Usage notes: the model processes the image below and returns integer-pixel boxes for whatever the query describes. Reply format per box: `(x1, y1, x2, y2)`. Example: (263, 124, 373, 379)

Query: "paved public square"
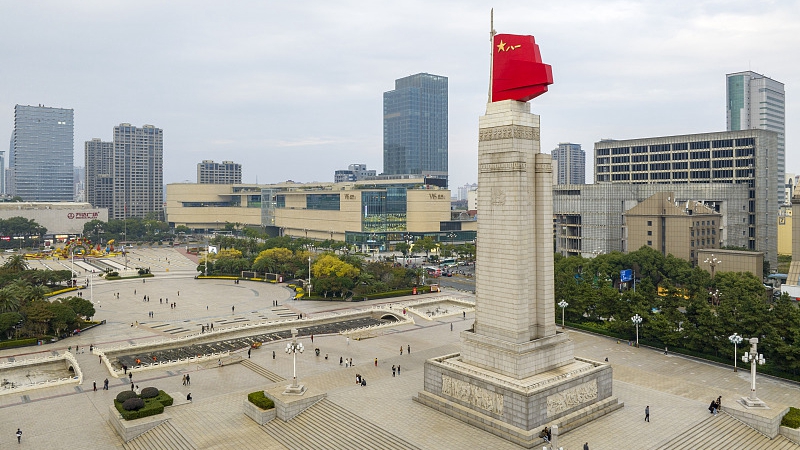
(0, 247, 798, 449)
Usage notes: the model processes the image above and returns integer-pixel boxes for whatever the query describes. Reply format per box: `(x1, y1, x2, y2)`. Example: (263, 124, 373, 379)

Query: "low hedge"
(248, 391, 274, 410)
(114, 390, 173, 420)
(45, 287, 79, 297)
(105, 273, 155, 281)
(782, 407, 800, 429)
(0, 338, 39, 350)
(361, 286, 432, 300)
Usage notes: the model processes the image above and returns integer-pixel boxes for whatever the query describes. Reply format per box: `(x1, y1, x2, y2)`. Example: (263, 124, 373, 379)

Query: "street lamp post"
(631, 314, 643, 348)
(709, 289, 721, 307)
(558, 300, 568, 330)
(307, 255, 312, 296)
(741, 337, 767, 408)
(704, 254, 722, 279)
(284, 328, 306, 395)
(729, 333, 743, 372)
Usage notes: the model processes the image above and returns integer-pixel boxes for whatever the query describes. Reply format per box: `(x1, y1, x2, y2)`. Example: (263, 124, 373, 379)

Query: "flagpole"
(488, 8, 496, 103)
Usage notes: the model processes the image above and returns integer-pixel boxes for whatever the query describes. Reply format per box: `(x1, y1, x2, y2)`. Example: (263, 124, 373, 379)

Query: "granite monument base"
(415, 353, 621, 448)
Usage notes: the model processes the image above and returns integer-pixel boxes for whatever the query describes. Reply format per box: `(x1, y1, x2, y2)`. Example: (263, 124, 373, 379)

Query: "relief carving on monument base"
(442, 375, 504, 416)
(546, 379, 598, 417)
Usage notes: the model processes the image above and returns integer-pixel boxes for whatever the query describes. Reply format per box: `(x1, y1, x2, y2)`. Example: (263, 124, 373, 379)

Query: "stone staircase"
(240, 359, 285, 383)
(655, 412, 798, 449)
(123, 421, 196, 450)
(262, 398, 420, 450)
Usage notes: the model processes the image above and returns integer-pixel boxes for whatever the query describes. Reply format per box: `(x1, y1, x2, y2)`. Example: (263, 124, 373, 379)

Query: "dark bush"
(248, 391, 275, 410)
(122, 397, 145, 411)
(116, 391, 137, 403)
(154, 390, 173, 406)
(108, 271, 119, 277)
(141, 387, 159, 398)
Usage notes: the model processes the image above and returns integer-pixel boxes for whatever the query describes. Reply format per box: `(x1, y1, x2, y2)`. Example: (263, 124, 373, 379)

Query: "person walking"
(93, 381, 97, 391)
(450, 323, 453, 331)
(104, 378, 109, 390)
(374, 358, 378, 367)
(645, 405, 650, 422)
(584, 443, 589, 450)
(407, 344, 411, 354)
(392, 365, 396, 377)
(311, 334, 314, 343)
(397, 364, 400, 375)
(16, 428, 22, 443)
(339, 356, 343, 365)
(248, 348, 251, 359)
(182, 374, 187, 386)
(400, 346, 403, 355)
(273, 350, 276, 359)
(186, 374, 190, 386)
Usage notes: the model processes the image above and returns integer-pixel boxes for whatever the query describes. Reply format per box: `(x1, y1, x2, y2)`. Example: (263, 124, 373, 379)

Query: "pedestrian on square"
(104, 378, 109, 390)
(392, 365, 396, 377)
(645, 405, 650, 422)
(451, 323, 453, 331)
(186, 374, 190, 385)
(311, 334, 314, 343)
(584, 443, 589, 450)
(16, 428, 22, 443)
(182, 374, 187, 386)
(273, 350, 276, 359)
(346, 337, 350, 345)
(248, 348, 251, 358)
(129, 372, 133, 381)
(408, 344, 411, 354)
(339, 356, 343, 365)
(232, 305, 235, 313)
(374, 358, 378, 367)
(400, 346, 403, 355)
(463, 311, 466, 319)
(664, 347, 668, 355)
(93, 381, 97, 391)
(397, 365, 400, 375)
(130, 382, 134, 391)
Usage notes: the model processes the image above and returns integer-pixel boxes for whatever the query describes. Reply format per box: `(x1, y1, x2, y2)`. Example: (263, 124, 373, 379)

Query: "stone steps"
(262, 398, 420, 450)
(240, 359, 285, 383)
(123, 421, 196, 450)
(655, 412, 798, 450)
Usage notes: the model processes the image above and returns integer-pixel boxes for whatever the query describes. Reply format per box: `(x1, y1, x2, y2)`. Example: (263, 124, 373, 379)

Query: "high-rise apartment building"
(594, 129, 778, 268)
(8, 105, 74, 201)
(112, 124, 163, 219)
(333, 163, 376, 183)
(0, 150, 5, 195)
(551, 142, 585, 185)
(85, 138, 114, 212)
(726, 71, 785, 204)
(197, 160, 242, 184)
(383, 73, 448, 184)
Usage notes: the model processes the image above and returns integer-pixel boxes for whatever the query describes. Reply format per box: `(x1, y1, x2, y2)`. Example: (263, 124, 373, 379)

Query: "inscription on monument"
(442, 375, 504, 415)
(478, 161, 526, 173)
(478, 125, 540, 142)
(546, 380, 598, 416)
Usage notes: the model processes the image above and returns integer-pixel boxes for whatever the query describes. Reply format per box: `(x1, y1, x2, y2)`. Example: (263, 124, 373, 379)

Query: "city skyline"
(0, 1, 798, 190)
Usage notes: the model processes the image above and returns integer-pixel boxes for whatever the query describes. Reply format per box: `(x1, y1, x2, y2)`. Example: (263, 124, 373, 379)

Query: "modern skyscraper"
(112, 124, 163, 219)
(0, 150, 5, 195)
(197, 160, 242, 184)
(552, 142, 585, 184)
(726, 71, 785, 204)
(8, 105, 74, 201)
(383, 73, 448, 184)
(85, 138, 114, 212)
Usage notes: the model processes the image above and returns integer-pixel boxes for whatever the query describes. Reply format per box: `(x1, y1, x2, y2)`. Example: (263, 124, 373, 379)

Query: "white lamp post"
(728, 333, 743, 372)
(704, 254, 722, 279)
(558, 300, 568, 330)
(631, 314, 643, 348)
(284, 328, 306, 395)
(307, 255, 312, 296)
(740, 337, 766, 407)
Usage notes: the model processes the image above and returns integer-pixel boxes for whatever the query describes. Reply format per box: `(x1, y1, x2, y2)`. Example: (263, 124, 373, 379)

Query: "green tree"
(48, 300, 78, 337)
(0, 311, 22, 338)
(415, 237, 438, 261)
(65, 296, 96, 320)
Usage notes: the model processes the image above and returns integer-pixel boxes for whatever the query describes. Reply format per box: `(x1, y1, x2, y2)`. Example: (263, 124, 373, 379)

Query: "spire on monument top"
(491, 33, 553, 102)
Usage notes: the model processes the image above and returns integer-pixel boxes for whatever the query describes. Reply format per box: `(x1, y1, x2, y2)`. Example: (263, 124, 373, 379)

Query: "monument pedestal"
(416, 338, 620, 448)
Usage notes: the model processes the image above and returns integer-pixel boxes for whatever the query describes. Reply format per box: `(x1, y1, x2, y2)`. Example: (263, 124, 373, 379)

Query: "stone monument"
(415, 25, 621, 448)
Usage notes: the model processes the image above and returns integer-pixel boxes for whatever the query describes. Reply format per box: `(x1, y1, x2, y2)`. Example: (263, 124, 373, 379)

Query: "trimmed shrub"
(248, 391, 275, 410)
(122, 397, 145, 411)
(116, 391, 137, 403)
(140, 387, 159, 398)
(782, 407, 800, 429)
(154, 390, 173, 407)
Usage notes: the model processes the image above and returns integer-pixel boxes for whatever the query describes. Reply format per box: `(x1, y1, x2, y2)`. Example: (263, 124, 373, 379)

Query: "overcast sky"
(1, 1, 798, 190)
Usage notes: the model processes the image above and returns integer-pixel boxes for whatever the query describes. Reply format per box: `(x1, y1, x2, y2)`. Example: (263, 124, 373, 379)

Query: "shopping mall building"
(165, 178, 476, 250)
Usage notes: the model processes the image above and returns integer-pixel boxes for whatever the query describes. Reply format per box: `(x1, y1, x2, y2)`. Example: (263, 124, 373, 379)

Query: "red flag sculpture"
(491, 34, 553, 102)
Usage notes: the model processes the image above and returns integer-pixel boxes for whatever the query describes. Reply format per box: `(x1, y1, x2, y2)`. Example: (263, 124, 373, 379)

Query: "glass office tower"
(9, 105, 74, 201)
(383, 73, 448, 184)
(726, 71, 785, 204)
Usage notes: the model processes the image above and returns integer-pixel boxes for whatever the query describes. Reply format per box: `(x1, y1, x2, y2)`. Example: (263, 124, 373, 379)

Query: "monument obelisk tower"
(416, 24, 620, 448)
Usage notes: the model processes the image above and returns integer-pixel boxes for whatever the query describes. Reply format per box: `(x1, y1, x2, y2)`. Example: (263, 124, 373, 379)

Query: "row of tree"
(554, 246, 800, 377)
(0, 256, 96, 340)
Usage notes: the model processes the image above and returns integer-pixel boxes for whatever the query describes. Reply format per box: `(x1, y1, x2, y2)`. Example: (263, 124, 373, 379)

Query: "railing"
(0, 351, 81, 396)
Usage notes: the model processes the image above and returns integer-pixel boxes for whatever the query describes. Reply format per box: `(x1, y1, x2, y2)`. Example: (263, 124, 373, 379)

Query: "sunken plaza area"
(0, 248, 798, 449)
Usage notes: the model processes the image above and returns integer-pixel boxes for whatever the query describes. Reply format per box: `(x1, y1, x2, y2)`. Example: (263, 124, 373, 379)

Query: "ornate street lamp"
(741, 337, 767, 408)
(558, 300, 568, 330)
(728, 333, 743, 372)
(284, 328, 306, 395)
(704, 254, 722, 279)
(631, 314, 643, 348)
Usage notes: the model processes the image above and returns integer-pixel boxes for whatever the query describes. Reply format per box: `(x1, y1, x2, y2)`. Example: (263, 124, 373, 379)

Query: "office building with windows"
(333, 163, 377, 183)
(112, 124, 163, 219)
(198, 160, 242, 184)
(592, 129, 778, 268)
(8, 105, 74, 201)
(85, 138, 115, 212)
(726, 71, 785, 204)
(551, 142, 585, 185)
(383, 73, 448, 185)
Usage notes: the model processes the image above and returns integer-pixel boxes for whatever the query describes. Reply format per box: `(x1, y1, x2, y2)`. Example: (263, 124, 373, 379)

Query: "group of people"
(708, 396, 722, 415)
(355, 373, 366, 386)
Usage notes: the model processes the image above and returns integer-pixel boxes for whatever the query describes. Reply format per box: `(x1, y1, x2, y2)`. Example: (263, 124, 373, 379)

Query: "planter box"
(107, 405, 169, 442)
(780, 425, 800, 444)
(243, 399, 276, 425)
